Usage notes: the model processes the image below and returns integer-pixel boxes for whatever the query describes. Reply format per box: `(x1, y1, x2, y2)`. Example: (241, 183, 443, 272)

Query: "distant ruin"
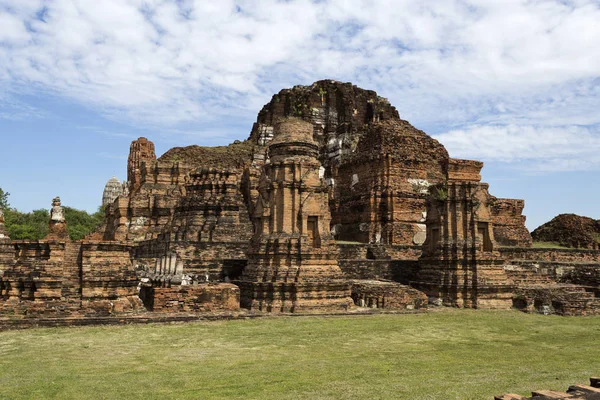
(0, 80, 598, 324)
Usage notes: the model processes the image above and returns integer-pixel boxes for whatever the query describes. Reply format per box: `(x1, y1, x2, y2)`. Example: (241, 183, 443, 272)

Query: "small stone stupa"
(238, 118, 353, 313)
(45, 196, 70, 240)
(102, 176, 124, 207)
(0, 207, 9, 241)
(0, 207, 13, 269)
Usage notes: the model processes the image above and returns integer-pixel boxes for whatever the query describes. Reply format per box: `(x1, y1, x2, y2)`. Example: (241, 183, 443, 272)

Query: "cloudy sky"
(1, 0, 599, 230)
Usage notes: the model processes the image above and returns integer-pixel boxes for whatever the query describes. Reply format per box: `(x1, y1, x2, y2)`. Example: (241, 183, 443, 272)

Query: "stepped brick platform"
(513, 284, 600, 316)
(141, 283, 240, 313)
(350, 280, 427, 310)
(496, 377, 600, 399)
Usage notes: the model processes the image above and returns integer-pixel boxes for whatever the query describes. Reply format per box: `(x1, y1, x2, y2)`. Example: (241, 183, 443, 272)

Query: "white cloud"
(0, 0, 599, 170)
(434, 124, 600, 171)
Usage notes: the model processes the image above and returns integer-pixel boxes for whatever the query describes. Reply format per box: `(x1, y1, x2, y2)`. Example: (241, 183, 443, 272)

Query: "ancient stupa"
(238, 118, 353, 312)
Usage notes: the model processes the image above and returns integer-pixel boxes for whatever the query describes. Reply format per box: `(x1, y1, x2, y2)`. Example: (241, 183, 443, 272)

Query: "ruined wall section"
(0, 240, 142, 318)
(134, 167, 253, 282)
(333, 120, 448, 245)
(491, 198, 532, 247)
(79, 241, 141, 314)
(414, 159, 515, 309)
(103, 157, 191, 242)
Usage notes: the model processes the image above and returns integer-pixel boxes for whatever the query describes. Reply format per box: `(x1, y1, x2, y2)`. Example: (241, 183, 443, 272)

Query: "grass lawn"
(531, 241, 570, 249)
(1, 309, 599, 399)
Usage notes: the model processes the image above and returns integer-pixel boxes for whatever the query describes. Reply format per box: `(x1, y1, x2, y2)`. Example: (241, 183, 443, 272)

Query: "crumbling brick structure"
(7, 79, 597, 321)
(237, 119, 353, 312)
(412, 159, 515, 308)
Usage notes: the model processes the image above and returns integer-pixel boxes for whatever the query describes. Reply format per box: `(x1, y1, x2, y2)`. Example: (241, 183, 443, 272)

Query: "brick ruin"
(496, 377, 600, 399)
(0, 80, 599, 321)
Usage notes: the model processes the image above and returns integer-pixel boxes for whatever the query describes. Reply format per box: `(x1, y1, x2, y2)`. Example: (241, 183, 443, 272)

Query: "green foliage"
(292, 101, 307, 116)
(429, 184, 448, 202)
(0, 187, 9, 209)
(4, 206, 105, 241)
(64, 206, 105, 241)
(4, 208, 49, 240)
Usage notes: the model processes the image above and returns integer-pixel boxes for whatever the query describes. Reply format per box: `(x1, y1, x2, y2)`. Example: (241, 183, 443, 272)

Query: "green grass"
(1, 309, 599, 399)
(532, 241, 570, 249)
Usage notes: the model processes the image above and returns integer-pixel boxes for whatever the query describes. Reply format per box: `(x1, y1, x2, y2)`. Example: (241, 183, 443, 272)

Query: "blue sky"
(1, 0, 599, 231)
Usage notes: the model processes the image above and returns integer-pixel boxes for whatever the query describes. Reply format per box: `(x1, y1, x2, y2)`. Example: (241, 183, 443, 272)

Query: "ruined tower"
(238, 118, 353, 312)
(412, 160, 514, 309)
(127, 137, 157, 192)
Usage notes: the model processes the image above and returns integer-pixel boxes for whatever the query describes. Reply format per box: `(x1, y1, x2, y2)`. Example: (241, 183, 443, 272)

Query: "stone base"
(0, 295, 144, 318)
(412, 281, 514, 309)
(513, 284, 600, 316)
(45, 222, 70, 240)
(141, 283, 240, 313)
(237, 281, 353, 313)
(350, 280, 428, 310)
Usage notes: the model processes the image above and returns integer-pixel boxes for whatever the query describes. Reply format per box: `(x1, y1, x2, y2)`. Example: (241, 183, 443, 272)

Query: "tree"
(4, 204, 106, 241)
(0, 187, 9, 209)
(64, 206, 106, 241)
(4, 208, 49, 240)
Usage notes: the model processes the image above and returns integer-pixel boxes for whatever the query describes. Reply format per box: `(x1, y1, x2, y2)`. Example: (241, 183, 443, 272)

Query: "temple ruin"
(0, 80, 598, 324)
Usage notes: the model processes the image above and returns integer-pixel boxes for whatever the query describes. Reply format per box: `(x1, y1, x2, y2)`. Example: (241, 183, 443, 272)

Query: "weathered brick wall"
(513, 285, 600, 316)
(339, 260, 420, 284)
(500, 247, 600, 263)
(0, 240, 143, 318)
(144, 283, 240, 313)
(337, 243, 421, 260)
(79, 241, 142, 314)
(501, 247, 600, 288)
(491, 198, 533, 247)
(333, 120, 448, 245)
(350, 280, 427, 309)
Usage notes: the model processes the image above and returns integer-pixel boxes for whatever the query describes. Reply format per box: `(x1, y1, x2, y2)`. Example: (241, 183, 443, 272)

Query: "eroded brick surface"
(5, 80, 597, 322)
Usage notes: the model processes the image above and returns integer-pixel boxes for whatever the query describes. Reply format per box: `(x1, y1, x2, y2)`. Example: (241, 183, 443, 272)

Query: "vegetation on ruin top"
(159, 140, 254, 171)
(1, 309, 599, 399)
